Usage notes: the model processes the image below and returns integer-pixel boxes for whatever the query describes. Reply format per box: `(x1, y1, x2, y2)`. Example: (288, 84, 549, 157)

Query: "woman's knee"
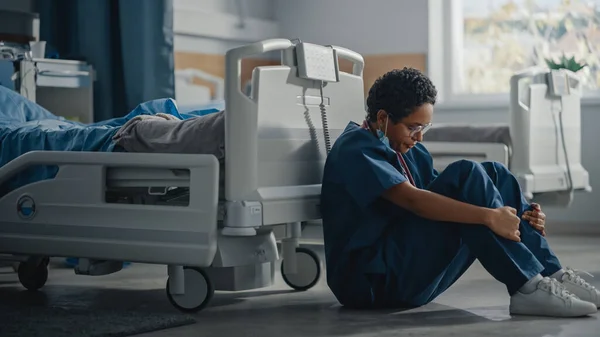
(430, 159, 487, 194)
(445, 159, 486, 176)
(480, 161, 521, 188)
(447, 159, 508, 172)
(447, 159, 478, 169)
(481, 161, 510, 174)
(449, 160, 512, 184)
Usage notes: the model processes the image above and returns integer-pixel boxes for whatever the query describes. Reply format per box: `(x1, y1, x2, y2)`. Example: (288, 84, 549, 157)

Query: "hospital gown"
(320, 122, 562, 309)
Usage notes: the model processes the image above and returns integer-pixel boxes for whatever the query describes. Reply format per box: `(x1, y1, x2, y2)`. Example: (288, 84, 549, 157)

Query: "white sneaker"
(557, 268, 600, 308)
(509, 277, 597, 317)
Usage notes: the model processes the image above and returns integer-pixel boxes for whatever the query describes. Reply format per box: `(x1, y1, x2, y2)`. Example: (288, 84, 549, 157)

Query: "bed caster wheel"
(166, 267, 214, 313)
(17, 258, 49, 291)
(281, 247, 321, 291)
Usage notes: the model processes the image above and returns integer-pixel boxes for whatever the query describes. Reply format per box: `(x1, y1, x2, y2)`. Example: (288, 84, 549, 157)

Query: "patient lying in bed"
(112, 109, 225, 159)
(0, 85, 225, 195)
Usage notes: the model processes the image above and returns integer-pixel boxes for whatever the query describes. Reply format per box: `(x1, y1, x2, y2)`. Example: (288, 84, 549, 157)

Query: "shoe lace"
(564, 268, 596, 291)
(539, 277, 577, 300)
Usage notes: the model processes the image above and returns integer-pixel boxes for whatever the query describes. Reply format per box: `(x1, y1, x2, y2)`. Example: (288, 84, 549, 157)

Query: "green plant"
(545, 53, 587, 72)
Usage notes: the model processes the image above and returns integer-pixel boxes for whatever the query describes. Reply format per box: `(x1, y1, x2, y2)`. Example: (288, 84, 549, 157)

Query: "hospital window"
(429, 0, 600, 103)
(460, 0, 600, 95)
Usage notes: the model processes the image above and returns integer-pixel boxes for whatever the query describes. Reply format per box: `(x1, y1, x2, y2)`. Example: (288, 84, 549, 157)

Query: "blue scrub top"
(320, 121, 438, 307)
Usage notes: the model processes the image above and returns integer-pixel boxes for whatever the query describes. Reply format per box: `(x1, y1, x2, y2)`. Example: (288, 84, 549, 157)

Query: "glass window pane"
(461, 0, 600, 94)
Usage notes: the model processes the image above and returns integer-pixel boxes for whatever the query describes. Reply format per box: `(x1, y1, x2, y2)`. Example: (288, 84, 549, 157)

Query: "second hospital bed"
(422, 67, 591, 207)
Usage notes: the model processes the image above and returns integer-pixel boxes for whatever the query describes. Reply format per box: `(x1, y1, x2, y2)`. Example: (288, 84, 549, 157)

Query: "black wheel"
(17, 258, 49, 291)
(281, 247, 321, 291)
(166, 267, 214, 313)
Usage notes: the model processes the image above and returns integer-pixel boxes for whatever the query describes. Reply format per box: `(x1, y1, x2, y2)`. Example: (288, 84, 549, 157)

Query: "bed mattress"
(424, 123, 511, 148)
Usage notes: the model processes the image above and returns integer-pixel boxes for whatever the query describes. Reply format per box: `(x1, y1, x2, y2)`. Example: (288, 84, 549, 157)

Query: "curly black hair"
(366, 67, 437, 123)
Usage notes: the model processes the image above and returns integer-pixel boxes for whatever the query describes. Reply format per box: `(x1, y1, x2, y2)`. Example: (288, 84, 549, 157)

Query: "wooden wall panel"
(339, 54, 427, 96)
(175, 51, 427, 98)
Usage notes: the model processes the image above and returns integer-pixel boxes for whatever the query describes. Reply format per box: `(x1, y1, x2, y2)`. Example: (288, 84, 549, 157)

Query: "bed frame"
(0, 39, 366, 312)
(423, 68, 591, 206)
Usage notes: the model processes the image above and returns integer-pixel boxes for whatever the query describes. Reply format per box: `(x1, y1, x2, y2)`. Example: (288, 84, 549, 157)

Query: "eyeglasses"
(387, 113, 432, 138)
(406, 123, 432, 137)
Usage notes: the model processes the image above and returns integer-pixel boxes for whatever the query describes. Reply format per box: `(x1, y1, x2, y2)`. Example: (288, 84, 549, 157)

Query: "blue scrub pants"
(373, 160, 562, 308)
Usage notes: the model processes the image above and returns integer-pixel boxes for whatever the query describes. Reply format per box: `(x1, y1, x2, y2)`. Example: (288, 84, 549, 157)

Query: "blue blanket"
(0, 86, 220, 195)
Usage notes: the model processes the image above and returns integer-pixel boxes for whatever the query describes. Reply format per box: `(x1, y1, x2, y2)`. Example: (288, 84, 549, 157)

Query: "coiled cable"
(319, 81, 331, 154)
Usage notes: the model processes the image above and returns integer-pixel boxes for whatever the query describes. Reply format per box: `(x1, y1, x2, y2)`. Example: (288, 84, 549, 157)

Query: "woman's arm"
(382, 182, 521, 242)
(382, 182, 492, 224)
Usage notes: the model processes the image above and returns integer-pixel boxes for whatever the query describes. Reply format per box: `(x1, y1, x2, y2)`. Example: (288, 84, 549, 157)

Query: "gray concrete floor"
(1, 235, 600, 336)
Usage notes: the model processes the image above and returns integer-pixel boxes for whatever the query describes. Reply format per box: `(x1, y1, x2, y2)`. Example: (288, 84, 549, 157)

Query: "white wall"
(173, 0, 279, 54)
(275, 0, 600, 228)
(275, 0, 428, 55)
(188, 0, 276, 20)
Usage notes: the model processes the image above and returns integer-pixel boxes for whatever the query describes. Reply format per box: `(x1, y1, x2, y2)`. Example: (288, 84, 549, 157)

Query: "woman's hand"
(486, 206, 522, 242)
(522, 203, 546, 236)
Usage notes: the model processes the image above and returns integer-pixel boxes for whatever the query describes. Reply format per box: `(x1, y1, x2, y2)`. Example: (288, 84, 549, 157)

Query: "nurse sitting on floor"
(320, 67, 600, 317)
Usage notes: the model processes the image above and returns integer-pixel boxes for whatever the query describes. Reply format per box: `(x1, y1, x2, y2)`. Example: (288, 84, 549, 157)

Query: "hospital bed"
(0, 39, 366, 312)
(422, 68, 591, 207)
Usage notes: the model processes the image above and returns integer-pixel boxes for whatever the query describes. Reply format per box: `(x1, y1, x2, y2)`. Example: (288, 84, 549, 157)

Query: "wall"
(276, 0, 428, 95)
(276, 0, 427, 55)
(0, 0, 33, 12)
(275, 0, 600, 229)
(173, 0, 278, 54)
(0, 0, 38, 43)
(172, 0, 280, 101)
